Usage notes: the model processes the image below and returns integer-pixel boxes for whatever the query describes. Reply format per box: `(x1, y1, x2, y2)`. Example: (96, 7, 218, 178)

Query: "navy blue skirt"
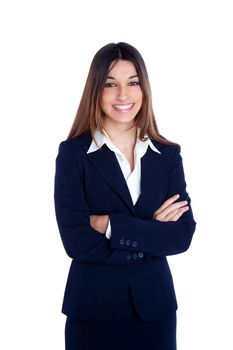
(65, 312, 177, 350)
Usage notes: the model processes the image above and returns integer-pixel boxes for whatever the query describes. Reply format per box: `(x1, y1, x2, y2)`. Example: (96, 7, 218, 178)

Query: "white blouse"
(87, 128, 161, 239)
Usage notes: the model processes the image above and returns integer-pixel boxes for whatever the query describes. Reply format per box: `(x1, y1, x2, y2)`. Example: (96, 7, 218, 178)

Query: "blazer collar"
(78, 132, 162, 214)
(86, 128, 161, 156)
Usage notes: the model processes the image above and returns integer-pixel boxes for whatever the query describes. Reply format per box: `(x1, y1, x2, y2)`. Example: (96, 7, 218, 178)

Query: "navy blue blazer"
(54, 132, 196, 321)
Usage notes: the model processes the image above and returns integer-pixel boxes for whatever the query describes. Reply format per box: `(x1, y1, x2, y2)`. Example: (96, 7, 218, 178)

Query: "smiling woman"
(100, 60, 143, 127)
(54, 42, 196, 350)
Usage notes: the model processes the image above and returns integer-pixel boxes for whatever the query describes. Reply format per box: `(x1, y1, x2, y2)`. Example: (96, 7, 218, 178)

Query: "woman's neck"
(102, 121, 137, 152)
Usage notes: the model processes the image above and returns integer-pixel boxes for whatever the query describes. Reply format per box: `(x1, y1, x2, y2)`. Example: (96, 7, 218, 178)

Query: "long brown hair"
(67, 42, 176, 145)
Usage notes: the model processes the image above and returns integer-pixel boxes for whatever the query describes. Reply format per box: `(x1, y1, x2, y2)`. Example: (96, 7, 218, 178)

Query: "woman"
(54, 42, 196, 350)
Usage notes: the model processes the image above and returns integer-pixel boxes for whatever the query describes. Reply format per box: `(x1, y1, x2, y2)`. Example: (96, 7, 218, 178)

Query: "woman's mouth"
(112, 103, 134, 112)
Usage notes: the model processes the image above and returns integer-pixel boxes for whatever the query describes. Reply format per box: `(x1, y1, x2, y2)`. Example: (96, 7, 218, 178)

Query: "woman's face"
(100, 60, 143, 128)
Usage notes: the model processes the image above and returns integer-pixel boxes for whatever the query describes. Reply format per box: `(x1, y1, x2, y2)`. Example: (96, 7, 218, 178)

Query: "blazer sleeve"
(54, 141, 146, 264)
(109, 145, 197, 256)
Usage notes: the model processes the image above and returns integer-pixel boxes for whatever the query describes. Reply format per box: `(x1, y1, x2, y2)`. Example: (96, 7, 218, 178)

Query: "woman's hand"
(90, 214, 109, 234)
(153, 194, 189, 222)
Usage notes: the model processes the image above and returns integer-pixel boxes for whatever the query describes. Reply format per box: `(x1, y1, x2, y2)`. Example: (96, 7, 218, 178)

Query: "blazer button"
(120, 239, 125, 245)
(138, 252, 144, 258)
(126, 239, 131, 246)
(132, 253, 138, 259)
(132, 241, 137, 247)
(126, 254, 132, 260)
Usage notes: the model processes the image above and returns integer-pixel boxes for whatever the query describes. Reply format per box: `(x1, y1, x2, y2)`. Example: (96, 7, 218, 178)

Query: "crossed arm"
(90, 194, 190, 233)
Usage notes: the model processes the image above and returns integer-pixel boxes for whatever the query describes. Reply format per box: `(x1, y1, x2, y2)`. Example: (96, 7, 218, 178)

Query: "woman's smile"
(112, 103, 135, 112)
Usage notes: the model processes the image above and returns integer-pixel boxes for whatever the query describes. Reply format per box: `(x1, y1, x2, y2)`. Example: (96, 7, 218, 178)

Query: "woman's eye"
(104, 82, 140, 88)
(104, 83, 116, 88)
(129, 81, 140, 86)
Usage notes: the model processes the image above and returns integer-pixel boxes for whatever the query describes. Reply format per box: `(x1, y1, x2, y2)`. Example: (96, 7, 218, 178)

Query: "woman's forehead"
(108, 60, 137, 78)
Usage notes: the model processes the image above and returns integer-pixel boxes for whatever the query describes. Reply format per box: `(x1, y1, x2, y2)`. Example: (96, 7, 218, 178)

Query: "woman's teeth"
(113, 104, 134, 110)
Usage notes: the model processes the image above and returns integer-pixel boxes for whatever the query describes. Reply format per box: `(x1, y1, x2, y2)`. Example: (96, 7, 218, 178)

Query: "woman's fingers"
(164, 206, 189, 222)
(154, 207, 188, 222)
(153, 198, 188, 219)
(170, 207, 189, 221)
(154, 194, 180, 215)
(153, 194, 190, 222)
(158, 200, 188, 218)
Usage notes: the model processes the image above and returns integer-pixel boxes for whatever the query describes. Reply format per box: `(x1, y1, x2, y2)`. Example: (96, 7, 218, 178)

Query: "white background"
(0, 0, 232, 349)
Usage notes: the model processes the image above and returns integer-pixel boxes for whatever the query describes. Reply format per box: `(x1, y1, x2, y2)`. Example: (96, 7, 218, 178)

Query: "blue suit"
(54, 132, 196, 322)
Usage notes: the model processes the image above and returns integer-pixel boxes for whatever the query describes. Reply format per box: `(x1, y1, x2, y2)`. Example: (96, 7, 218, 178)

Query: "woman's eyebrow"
(106, 75, 139, 80)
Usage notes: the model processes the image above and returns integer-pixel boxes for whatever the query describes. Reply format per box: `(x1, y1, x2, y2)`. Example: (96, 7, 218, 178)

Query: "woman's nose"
(116, 86, 129, 101)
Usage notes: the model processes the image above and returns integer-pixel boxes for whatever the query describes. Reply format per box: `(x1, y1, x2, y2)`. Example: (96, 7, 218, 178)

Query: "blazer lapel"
(80, 134, 135, 214)
(134, 146, 164, 215)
